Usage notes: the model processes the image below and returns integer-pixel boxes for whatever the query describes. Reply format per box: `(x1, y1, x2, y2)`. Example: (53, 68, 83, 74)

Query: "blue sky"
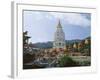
(23, 10, 91, 43)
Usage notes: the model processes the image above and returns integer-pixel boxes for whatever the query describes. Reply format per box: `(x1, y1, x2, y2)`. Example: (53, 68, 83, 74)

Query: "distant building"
(53, 20, 66, 49)
(85, 39, 89, 44)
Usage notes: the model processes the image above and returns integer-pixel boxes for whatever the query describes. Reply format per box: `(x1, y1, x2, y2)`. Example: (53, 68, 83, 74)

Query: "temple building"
(53, 20, 66, 49)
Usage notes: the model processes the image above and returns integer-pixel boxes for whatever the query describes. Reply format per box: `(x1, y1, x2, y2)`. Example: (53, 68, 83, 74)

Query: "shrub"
(23, 54, 35, 64)
(58, 56, 78, 67)
(79, 61, 91, 66)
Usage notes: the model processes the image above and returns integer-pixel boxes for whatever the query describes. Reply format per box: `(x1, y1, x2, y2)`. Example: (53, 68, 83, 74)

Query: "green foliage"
(79, 43, 91, 56)
(78, 61, 91, 66)
(58, 56, 78, 67)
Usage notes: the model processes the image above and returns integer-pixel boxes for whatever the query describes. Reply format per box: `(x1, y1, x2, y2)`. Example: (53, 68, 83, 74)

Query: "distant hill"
(30, 41, 53, 49)
(30, 37, 90, 49)
(65, 39, 82, 45)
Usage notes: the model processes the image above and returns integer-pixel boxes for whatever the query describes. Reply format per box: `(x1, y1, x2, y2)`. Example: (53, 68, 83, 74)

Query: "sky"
(23, 10, 91, 43)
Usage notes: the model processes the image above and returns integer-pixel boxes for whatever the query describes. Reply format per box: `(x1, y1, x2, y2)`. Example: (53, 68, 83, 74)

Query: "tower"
(53, 20, 66, 49)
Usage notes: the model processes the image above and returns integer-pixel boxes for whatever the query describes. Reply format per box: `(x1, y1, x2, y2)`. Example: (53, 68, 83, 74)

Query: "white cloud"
(49, 12, 90, 27)
(25, 11, 91, 27)
(45, 14, 53, 20)
(32, 12, 53, 21)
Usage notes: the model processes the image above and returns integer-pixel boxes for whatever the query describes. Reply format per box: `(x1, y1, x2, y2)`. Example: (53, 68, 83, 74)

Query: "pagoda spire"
(57, 20, 62, 28)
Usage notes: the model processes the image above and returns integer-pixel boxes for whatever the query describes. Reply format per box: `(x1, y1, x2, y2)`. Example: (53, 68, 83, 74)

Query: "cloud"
(49, 12, 91, 27)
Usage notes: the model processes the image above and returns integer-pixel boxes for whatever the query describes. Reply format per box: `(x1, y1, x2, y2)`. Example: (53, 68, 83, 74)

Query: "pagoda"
(53, 20, 66, 49)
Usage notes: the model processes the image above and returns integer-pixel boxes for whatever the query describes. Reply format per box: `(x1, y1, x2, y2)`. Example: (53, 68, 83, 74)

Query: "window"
(59, 43, 61, 46)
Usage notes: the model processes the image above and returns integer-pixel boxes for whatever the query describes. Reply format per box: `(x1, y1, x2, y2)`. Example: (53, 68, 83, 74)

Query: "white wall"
(0, 0, 100, 80)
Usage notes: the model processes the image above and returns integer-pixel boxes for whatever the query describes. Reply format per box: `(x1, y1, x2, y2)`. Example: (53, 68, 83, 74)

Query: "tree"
(23, 31, 31, 54)
(23, 31, 33, 64)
